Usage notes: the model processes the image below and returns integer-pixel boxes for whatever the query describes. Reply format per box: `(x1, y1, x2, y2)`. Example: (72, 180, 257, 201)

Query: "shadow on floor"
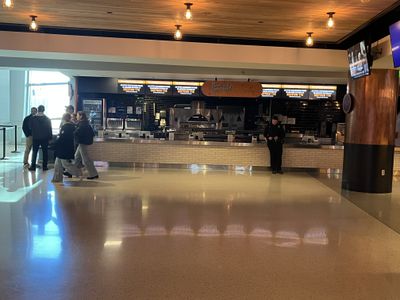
(60, 181, 115, 187)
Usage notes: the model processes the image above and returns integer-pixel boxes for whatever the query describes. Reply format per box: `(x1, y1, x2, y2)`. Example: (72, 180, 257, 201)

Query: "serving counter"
(88, 138, 345, 170)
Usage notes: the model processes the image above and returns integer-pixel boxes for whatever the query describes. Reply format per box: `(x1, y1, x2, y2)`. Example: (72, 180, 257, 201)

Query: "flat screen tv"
(347, 41, 370, 79)
(389, 21, 400, 68)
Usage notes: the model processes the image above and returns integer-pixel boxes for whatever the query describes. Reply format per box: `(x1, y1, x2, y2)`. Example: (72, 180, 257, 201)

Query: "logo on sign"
(211, 82, 233, 92)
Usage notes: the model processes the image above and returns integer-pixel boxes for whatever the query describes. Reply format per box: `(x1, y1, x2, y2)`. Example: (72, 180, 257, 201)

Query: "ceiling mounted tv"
(347, 41, 371, 79)
(389, 20, 400, 68)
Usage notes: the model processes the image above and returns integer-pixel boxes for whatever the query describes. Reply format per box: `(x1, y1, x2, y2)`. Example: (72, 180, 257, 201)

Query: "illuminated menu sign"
(282, 85, 309, 99)
(261, 84, 281, 98)
(309, 86, 337, 100)
(118, 80, 146, 94)
(172, 81, 202, 96)
(146, 81, 173, 96)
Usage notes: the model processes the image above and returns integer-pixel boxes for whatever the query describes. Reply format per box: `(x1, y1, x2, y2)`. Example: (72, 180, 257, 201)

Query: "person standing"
(264, 116, 285, 174)
(29, 105, 52, 171)
(74, 111, 99, 180)
(52, 113, 82, 183)
(22, 107, 37, 168)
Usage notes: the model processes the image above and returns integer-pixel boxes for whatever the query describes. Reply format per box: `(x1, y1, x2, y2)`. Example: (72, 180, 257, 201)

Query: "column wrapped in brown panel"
(342, 69, 398, 193)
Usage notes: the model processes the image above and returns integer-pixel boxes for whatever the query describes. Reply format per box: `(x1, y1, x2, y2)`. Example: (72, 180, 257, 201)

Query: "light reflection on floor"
(1, 163, 400, 299)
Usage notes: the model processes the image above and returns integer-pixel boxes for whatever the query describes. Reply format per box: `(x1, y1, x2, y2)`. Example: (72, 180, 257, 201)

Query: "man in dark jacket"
(22, 107, 37, 167)
(264, 116, 285, 174)
(29, 105, 53, 171)
(52, 113, 82, 183)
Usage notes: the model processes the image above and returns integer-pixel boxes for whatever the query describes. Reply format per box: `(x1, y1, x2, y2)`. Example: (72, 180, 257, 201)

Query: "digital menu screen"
(309, 86, 337, 100)
(282, 85, 309, 99)
(118, 80, 147, 94)
(147, 81, 173, 96)
(172, 81, 202, 96)
(261, 84, 281, 98)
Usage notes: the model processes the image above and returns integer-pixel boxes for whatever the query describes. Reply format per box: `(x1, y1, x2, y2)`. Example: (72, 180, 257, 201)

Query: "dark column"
(342, 69, 398, 193)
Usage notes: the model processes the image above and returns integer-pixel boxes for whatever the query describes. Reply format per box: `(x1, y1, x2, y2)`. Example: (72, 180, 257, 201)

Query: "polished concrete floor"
(2, 160, 400, 299)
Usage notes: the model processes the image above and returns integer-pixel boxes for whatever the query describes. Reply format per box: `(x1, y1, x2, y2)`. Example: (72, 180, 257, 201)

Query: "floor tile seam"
(308, 173, 400, 237)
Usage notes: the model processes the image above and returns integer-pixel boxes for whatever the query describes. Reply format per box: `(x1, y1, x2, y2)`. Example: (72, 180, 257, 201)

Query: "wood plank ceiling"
(0, 0, 399, 42)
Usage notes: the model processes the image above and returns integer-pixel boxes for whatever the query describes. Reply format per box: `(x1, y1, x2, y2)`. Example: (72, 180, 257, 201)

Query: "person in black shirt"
(52, 113, 82, 183)
(264, 116, 285, 174)
(74, 111, 99, 180)
(22, 107, 37, 168)
(29, 105, 52, 171)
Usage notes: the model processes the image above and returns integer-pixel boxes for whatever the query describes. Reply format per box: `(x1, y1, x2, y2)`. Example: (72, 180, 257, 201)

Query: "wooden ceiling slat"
(0, 0, 397, 42)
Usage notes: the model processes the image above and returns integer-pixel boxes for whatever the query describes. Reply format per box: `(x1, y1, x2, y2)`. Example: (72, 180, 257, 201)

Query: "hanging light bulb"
(184, 2, 193, 20)
(174, 25, 182, 40)
(2, 0, 14, 8)
(327, 12, 335, 29)
(306, 32, 314, 47)
(29, 15, 38, 31)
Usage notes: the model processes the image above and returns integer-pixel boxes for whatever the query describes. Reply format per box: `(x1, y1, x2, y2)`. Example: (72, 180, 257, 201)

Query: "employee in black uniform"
(264, 116, 285, 174)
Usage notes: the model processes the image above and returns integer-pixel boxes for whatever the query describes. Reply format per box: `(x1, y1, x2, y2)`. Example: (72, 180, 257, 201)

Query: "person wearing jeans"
(29, 105, 52, 171)
(22, 107, 37, 167)
(74, 111, 99, 180)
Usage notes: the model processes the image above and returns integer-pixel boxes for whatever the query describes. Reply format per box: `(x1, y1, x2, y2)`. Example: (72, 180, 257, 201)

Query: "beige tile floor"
(1, 162, 400, 299)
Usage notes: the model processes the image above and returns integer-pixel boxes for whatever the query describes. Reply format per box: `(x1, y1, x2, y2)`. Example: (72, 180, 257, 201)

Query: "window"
(27, 71, 71, 133)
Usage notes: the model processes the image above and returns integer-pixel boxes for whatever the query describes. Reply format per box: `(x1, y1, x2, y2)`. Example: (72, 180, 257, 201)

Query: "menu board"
(118, 80, 147, 94)
(172, 81, 201, 96)
(309, 86, 337, 100)
(282, 85, 309, 99)
(261, 84, 281, 98)
(147, 81, 173, 96)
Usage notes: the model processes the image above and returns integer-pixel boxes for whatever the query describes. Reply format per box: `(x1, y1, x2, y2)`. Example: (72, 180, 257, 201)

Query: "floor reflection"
(2, 166, 400, 299)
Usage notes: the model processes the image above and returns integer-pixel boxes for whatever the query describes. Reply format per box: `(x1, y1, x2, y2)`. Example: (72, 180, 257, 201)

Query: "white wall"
(0, 70, 10, 124)
(0, 70, 26, 144)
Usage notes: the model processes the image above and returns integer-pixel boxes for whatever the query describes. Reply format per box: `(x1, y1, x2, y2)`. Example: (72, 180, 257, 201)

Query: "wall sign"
(201, 81, 262, 98)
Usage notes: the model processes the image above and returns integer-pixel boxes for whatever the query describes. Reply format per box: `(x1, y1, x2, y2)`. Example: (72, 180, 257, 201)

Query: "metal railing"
(0, 124, 20, 160)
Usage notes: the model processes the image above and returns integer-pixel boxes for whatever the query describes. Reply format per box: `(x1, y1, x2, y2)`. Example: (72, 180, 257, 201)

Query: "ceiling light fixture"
(174, 25, 182, 40)
(306, 32, 314, 47)
(327, 12, 335, 29)
(29, 15, 38, 31)
(184, 3, 193, 20)
(2, 0, 14, 8)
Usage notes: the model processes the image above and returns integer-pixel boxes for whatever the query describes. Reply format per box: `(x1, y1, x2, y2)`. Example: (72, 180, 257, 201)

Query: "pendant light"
(174, 25, 182, 40)
(305, 32, 314, 47)
(29, 15, 38, 31)
(2, 0, 14, 8)
(327, 12, 335, 29)
(184, 3, 193, 20)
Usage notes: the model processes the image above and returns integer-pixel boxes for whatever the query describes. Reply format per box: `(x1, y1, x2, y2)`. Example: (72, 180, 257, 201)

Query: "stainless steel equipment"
(106, 118, 124, 130)
(125, 118, 142, 131)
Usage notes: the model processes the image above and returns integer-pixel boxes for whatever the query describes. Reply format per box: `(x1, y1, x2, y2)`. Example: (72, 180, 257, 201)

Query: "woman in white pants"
(75, 111, 99, 180)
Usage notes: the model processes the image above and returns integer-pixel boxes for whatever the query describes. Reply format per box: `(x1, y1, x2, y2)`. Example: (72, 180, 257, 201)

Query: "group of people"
(22, 105, 99, 183)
